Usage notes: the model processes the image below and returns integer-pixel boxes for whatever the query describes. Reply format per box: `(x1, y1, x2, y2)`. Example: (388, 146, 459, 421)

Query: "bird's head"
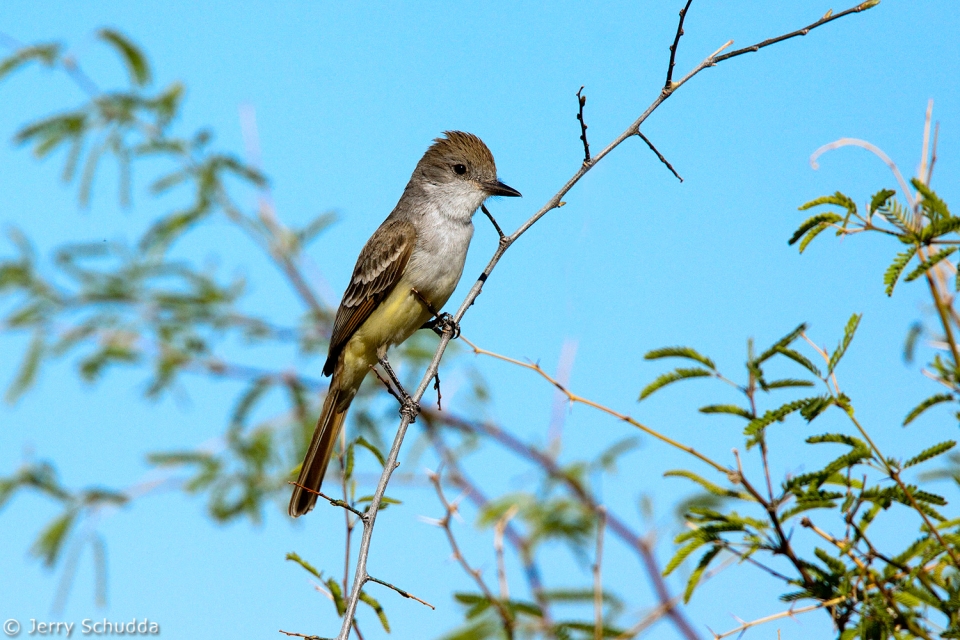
(415, 131, 521, 208)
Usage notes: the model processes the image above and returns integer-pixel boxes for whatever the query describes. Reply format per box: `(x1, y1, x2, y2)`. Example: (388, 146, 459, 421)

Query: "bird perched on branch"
(289, 131, 520, 517)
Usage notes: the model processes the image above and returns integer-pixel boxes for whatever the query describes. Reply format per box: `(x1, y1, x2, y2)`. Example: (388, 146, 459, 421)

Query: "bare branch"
(481, 203, 506, 240)
(664, 0, 695, 90)
(461, 336, 730, 475)
(713, 1, 880, 65)
(636, 131, 683, 182)
(429, 470, 515, 638)
(286, 482, 365, 519)
(576, 86, 591, 163)
(366, 575, 435, 610)
(711, 597, 846, 640)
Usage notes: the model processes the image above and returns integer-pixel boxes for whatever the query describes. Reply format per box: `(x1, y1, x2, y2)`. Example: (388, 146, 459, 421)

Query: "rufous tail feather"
(289, 384, 350, 517)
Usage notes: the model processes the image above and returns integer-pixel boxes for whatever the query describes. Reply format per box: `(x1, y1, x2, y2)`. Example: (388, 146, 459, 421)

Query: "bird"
(289, 131, 520, 517)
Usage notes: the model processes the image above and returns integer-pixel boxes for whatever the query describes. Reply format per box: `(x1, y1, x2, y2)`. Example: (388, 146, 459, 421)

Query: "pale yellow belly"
(337, 277, 450, 393)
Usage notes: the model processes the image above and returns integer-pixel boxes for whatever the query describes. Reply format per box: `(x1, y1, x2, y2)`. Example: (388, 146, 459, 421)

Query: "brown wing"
(322, 217, 417, 376)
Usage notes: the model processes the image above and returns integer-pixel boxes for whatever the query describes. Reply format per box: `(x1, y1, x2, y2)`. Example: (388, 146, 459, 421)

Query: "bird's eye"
(453, 164, 467, 175)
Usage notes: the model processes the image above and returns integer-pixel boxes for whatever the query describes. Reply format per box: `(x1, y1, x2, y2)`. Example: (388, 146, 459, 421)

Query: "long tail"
(289, 382, 351, 517)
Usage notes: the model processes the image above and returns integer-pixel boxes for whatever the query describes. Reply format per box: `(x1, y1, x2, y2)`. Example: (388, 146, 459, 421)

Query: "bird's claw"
(399, 395, 420, 422)
(425, 312, 460, 339)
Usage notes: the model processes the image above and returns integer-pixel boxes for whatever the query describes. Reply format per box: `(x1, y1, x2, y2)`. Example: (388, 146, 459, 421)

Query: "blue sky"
(2, 1, 959, 639)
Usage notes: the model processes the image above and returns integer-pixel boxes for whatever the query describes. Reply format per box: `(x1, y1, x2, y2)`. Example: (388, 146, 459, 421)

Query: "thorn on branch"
(576, 86, 591, 163)
(636, 131, 683, 182)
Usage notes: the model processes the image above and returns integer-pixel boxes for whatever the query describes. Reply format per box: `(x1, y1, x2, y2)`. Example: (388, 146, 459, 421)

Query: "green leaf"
(912, 179, 951, 219)
(763, 378, 815, 389)
(800, 395, 836, 422)
(698, 404, 752, 419)
(639, 367, 712, 401)
(31, 510, 77, 567)
(684, 545, 721, 603)
(662, 538, 709, 577)
(869, 189, 896, 213)
(904, 441, 956, 468)
(755, 323, 807, 364)
(664, 470, 752, 500)
(5, 331, 44, 404)
(355, 495, 402, 506)
(828, 313, 861, 374)
(285, 552, 322, 580)
(775, 346, 821, 377)
(798, 224, 833, 253)
(327, 578, 346, 616)
(97, 29, 151, 86)
(743, 399, 810, 440)
(798, 192, 857, 214)
(643, 346, 714, 369)
(355, 435, 386, 467)
(15, 111, 87, 158)
(789, 212, 843, 245)
(903, 393, 954, 426)
(231, 376, 273, 426)
(806, 433, 867, 449)
(359, 591, 390, 633)
(904, 246, 957, 283)
(0, 44, 61, 81)
(884, 247, 917, 296)
(595, 436, 640, 471)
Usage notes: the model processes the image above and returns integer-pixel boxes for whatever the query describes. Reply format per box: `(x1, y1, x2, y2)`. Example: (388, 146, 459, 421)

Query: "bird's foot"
(422, 312, 461, 339)
(376, 354, 420, 422)
(399, 394, 421, 423)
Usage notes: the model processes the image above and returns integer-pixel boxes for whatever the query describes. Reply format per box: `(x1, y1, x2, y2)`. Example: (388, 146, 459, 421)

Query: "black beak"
(485, 180, 522, 198)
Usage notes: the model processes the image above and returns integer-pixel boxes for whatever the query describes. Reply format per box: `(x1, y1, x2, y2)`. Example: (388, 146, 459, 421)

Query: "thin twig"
(423, 425, 556, 633)
(370, 366, 404, 406)
(424, 406, 695, 638)
(461, 336, 730, 475)
(664, 0, 695, 89)
(712, 597, 846, 639)
(333, 6, 874, 638)
(287, 482, 365, 519)
(714, 1, 879, 64)
(577, 86, 591, 163)
(637, 131, 683, 182)
(366, 575, 435, 609)
(430, 470, 515, 638)
(481, 204, 506, 240)
(279, 630, 328, 640)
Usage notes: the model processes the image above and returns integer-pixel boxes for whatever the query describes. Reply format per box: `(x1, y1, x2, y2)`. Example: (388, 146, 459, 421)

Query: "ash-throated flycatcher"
(289, 131, 520, 517)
